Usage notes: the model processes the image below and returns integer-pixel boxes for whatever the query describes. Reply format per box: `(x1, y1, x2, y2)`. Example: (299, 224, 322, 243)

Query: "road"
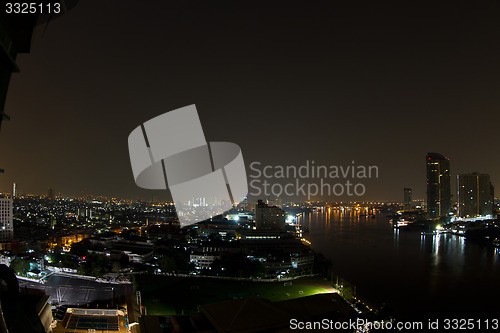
(18, 274, 131, 308)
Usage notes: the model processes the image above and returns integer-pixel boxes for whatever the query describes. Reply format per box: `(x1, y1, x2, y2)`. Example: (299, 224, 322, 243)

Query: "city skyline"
(1, 150, 497, 204)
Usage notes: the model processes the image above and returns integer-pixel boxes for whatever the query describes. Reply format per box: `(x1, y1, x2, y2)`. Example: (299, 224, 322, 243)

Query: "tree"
(212, 253, 266, 278)
(159, 255, 177, 273)
(119, 254, 130, 268)
(10, 258, 29, 276)
(158, 248, 192, 274)
(70, 239, 90, 256)
(77, 253, 112, 277)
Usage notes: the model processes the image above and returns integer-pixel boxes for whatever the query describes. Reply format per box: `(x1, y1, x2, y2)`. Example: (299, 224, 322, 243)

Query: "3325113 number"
(5, 2, 61, 14)
(443, 318, 499, 330)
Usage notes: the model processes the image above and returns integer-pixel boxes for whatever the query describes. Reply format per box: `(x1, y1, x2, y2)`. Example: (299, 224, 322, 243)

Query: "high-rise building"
(457, 173, 494, 218)
(403, 188, 412, 211)
(47, 188, 54, 200)
(12, 182, 16, 198)
(426, 153, 451, 219)
(255, 199, 286, 231)
(0, 198, 13, 242)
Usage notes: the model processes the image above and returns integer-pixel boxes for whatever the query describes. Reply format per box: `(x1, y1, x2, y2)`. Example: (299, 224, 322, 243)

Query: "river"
(299, 207, 500, 320)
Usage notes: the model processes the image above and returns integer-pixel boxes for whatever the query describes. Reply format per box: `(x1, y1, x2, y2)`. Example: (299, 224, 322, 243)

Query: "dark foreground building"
(0, 264, 52, 332)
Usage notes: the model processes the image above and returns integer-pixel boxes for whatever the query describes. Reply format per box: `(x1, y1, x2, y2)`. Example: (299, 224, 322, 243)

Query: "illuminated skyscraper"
(426, 153, 451, 219)
(403, 187, 412, 211)
(457, 173, 494, 218)
(0, 198, 13, 242)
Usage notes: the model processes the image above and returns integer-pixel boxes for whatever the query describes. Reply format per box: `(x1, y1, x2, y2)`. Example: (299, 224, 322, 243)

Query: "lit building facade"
(426, 153, 451, 219)
(457, 173, 494, 218)
(190, 253, 221, 270)
(0, 198, 13, 242)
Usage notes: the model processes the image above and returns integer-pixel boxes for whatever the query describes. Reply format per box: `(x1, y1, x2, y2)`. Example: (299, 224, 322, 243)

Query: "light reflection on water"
(298, 209, 500, 318)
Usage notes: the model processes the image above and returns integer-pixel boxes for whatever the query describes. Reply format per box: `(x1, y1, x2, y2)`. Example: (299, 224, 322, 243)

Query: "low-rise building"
(190, 253, 221, 270)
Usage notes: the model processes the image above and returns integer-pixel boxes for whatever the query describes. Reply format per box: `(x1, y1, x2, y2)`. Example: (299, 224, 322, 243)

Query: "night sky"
(1, 1, 499, 202)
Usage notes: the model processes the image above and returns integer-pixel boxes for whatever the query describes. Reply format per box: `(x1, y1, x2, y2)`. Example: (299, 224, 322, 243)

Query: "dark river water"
(299, 208, 500, 320)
